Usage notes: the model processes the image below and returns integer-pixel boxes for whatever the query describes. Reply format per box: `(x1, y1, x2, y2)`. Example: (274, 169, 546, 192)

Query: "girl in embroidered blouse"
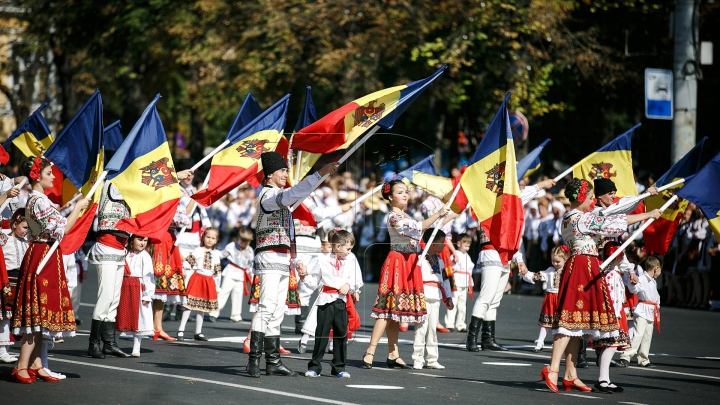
(11, 157, 90, 384)
(362, 179, 450, 369)
(177, 227, 222, 341)
(540, 178, 660, 394)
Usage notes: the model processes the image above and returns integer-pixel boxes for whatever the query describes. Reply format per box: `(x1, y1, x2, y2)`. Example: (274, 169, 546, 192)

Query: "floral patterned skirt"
(152, 231, 186, 300)
(1, 248, 13, 321)
(551, 254, 620, 343)
(371, 251, 427, 324)
(247, 269, 301, 315)
(184, 273, 218, 313)
(12, 242, 76, 338)
(538, 292, 559, 328)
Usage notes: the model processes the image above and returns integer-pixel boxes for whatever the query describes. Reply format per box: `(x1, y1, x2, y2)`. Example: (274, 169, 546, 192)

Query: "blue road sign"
(645, 68, 673, 120)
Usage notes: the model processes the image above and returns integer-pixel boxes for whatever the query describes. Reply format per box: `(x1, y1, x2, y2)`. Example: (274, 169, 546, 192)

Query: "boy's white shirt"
(452, 250, 474, 289)
(420, 255, 452, 301)
(522, 266, 561, 293)
(305, 252, 363, 306)
(220, 242, 254, 281)
(627, 267, 660, 321)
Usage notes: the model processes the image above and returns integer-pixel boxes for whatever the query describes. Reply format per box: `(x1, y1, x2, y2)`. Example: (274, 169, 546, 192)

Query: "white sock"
(41, 339, 53, 369)
(300, 334, 310, 345)
(598, 347, 617, 384)
(328, 340, 334, 352)
(133, 334, 142, 354)
(536, 327, 548, 347)
(178, 309, 191, 332)
(0, 346, 8, 356)
(195, 313, 204, 334)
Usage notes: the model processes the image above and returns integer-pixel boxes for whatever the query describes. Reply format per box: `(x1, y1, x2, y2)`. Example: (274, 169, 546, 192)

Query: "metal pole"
(671, 0, 698, 164)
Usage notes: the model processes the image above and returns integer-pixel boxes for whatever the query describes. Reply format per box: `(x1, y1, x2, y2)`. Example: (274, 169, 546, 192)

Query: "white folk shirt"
(305, 252, 363, 306)
(627, 268, 660, 321)
(2, 235, 28, 270)
(522, 266, 561, 294)
(420, 255, 452, 301)
(126, 250, 156, 302)
(452, 250, 474, 290)
(221, 242, 254, 281)
(184, 247, 222, 287)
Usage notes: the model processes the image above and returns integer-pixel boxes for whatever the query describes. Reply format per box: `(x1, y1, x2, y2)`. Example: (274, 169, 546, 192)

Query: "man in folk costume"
(176, 162, 211, 258)
(466, 179, 555, 352)
(247, 151, 339, 378)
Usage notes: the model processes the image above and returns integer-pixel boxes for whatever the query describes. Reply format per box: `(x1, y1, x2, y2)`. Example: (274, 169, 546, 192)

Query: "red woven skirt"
(538, 292, 558, 328)
(116, 277, 140, 332)
(247, 274, 260, 306)
(371, 251, 427, 323)
(552, 254, 620, 336)
(151, 231, 186, 297)
(184, 273, 218, 313)
(247, 272, 301, 311)
(12, 242, 76, 337)
(0, 248, 13, 320)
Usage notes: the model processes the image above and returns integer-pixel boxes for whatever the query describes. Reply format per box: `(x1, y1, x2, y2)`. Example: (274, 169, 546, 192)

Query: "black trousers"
(307, 299, 348, 374)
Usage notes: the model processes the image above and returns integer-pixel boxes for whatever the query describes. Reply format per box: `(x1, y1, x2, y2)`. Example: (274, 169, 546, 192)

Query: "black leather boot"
(481, 320, 508, 351)
(87, 319, 106, 359)
(246, 331, 264, 378)
(101, 322, 131, 358)
(465, 316, 482, 352)
(577, 339, 588, 368)
(264, 336, 296, 376)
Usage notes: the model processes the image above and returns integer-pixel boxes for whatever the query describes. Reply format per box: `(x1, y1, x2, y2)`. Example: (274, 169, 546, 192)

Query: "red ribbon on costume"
(322, 286, 340, 294)
(347, 292, 360, 335)
(123, 260, 131, 275)
(423, 281, 449, 305)
(98, 233, 129, 250)
(639, 300, 661, 333)
(454, 271, 474, 299)
(228, 262, 251, 296)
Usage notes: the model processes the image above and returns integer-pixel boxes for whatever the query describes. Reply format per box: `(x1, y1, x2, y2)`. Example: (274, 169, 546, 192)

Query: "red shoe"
(155, 331, 177, 341)
(539, 366, 559, 393)
(29, 367, 60, 382)
(562, 378, 592, 392)
(279, 346, 291, 355)
(243, 339, 250, 353)
(399, 323, 409, 332)
(436, 325, 451, 333)
(152, 331, 160, 341)
(11, 368, 35, 384)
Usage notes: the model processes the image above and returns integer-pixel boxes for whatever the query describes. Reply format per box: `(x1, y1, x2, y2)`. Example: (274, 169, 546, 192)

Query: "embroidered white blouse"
(561, 209, 627, 256)
(387, 211, 423, 253)
(26, 190, 67, 243)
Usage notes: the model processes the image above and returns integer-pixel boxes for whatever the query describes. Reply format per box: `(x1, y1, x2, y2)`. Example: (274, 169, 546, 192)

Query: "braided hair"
(564, 178, 593, 203)
(381, 179, 405, 200)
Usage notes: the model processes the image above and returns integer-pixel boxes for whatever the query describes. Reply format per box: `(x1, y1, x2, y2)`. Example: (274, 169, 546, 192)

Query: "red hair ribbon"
(560, 245, 569, 254)
(605, 244, 622, 259)
(29, 158, 43, 181)
(382, 182, 391, 195)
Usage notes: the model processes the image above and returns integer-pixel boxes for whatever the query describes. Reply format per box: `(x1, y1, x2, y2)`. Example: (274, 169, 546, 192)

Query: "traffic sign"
(645, 68, 673, 120)
(509, 111, 529, 143)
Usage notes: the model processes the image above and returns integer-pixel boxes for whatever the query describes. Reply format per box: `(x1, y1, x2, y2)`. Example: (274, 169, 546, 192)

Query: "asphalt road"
(2, 269, 719, 404)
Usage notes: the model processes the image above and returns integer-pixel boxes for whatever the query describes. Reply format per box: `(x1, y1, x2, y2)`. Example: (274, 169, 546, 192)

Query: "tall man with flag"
(246, 151, 339, 378)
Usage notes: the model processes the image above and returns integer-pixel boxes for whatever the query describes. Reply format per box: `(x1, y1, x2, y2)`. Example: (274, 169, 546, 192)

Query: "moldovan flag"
(573, 125, 639, 197)
(643, 137, 706, 254)
(517, 139, 550, 180)
(677, 151, 720, 240)
(104, 120, 124, 153)
(457, 93, 523, 264)
(192, 95, 290, 207)
(44, 90, 104, 253)
(3, 102, 54, 157)
(105, 94, 181, 240)
(288, 86, 320, 185)
(290, 66, 446, 154)
(397, 155, 453, 197)
(226, 93, 263, 140)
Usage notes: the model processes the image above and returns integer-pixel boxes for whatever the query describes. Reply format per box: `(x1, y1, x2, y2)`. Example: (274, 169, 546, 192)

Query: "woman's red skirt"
(538, 292, 558, 328)
(151, 231, 186, 297)
(0, 248, 13, 320)
(116, 277, 140, 332)
(183, 273, 218, 313)
(371, 251, 427, 323)
(12, 242, 76, 337)
(552, 254, 620, 337)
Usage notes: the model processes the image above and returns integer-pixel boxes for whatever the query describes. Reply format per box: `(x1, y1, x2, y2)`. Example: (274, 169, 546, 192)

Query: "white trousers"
(210, 277, 244, 321)
(250, 273, 288, 336)
(0, 319, 12, 346)
(444, 287, 468, 329)
(92, 263, 124, 322)
(412, 299, 440, 365)
(619, 316, 654, 366)
(70, 283, 82, 317)
(471, 267, 509, 321)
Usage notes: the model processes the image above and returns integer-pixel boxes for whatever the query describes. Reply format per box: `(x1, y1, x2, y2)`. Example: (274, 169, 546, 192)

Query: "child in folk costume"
(445, 233, 474, 332)
(519, 245, 570, 352)
(116, 236, 156, 357)
(412, 229, 454, 370)
(362, 180, 450, 369)
(209, 227, 254, 323)
(177, 227, 221, 341)
(304, 229, 362, 378)
(619, 256, 662, 367)
(598, 242, 633, 370)
(12, 157, 90, 383)
(1, 207, 26, 364)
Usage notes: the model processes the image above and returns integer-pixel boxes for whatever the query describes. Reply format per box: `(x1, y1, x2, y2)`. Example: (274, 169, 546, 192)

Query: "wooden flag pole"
(190, 140, 231, 172)
(601, 178, 685, 216)
(599, 194, 678, 271)
(0, 177, 27, 213)
(36, 170, 109, 275)
(416, 181, 462, 266)
(290, 126, 381, 211)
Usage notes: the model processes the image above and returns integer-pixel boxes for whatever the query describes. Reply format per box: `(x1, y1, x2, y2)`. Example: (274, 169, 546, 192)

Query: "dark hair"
(422, 228, 446, 243)
(381, 179, 405, 200)
(330, 229, 355, 245)
(456, 233, 471, 244)
(10, 208, 26, 229)
(127, 234, 149, 252)
(564, 178, 593, 203)
(20, 157, 52, 182)
(238, 226, 253, 242)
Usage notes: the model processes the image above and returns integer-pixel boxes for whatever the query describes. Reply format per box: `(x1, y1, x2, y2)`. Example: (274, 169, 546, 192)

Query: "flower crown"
(571, 180, 589, 203)
(29, 158, 43, 181)
(382, 182, 392, 195)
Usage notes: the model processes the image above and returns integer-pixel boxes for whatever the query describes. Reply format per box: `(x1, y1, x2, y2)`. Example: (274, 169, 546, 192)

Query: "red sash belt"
(454, 270, 474, 299)
(98, 233, 128, 250)
(638, 300, 660, 333)
(228, 262, 251, 295)
(423, 280, 449, 304)
(322, 286, 340, 294)
(263, 247, 291, 254)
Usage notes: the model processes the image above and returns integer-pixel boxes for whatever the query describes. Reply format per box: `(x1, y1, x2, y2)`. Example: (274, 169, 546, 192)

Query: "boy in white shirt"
(210, 227, 254, 322)
(619, 256, 662, 367)
(304, 230, 362, 378)
(445, 233, 474, 332)
(412, 229, 454, 370)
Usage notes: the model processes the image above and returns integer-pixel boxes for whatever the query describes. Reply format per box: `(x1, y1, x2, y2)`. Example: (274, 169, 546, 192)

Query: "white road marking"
(626, 366, 720, 381)
(619, 402, 650, 405)
(410, 372, 446, 378)
(346, 384, 404, 389)
(79, 302, 95, 307)
(651, 353, 720, 361)
(51, 358, 357, 405)
(534, 389, 601, 399)
(482, 362, 531, 366)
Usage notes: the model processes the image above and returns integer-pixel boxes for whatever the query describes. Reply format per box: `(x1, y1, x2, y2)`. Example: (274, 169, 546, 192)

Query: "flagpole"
(416, 181, 462, 266)
(599, 195, 678, 271)
(175, 171, 212, 246)
(601, 178, 685, 216)
(36, 170, 109, 275)
(290, 126, 381, 211)
(190, 140, 231, 172)
(316, 184, 383, 229)
(0, 177, 27, 213)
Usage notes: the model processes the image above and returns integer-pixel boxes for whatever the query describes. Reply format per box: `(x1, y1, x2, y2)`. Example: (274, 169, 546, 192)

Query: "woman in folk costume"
(540, 179, 660, 394)
(361, 179, 451, 369)
(0, 187, 22, 363)
(11, 157, 90, 383)
(116, 235, 155, 357)
(246, 151, 339, 378)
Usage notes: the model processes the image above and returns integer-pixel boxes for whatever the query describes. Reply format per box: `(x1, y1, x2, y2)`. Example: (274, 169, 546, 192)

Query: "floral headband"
(382, 182, 392, 195)
(560, 245, 569, 253)
(29, 157, 43, 181)
(572, 180, 589, 203)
